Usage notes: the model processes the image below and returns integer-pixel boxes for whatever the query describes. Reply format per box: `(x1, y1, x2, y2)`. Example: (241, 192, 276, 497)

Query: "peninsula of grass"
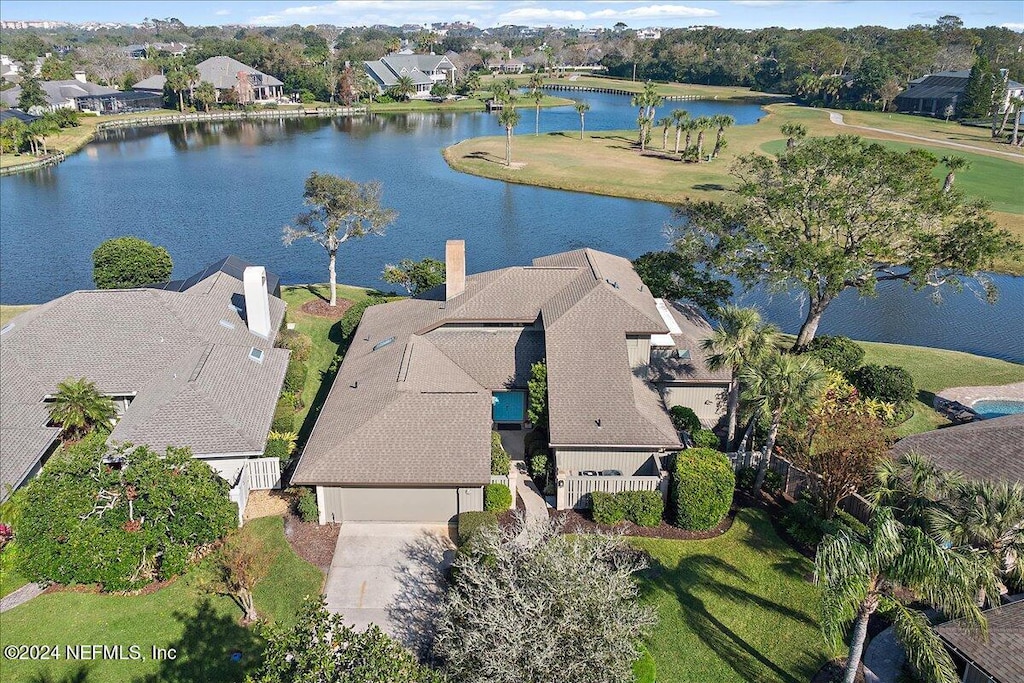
(0, 515, 322, 683)
(444, 103, 1024, 274)
(480, 72, 786, 103)
(369, 91, 574, 113)
(634, 508, 827, 683)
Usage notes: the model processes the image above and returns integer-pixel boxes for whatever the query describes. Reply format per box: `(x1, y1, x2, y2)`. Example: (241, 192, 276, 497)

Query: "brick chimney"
(445, 240, 465, 301)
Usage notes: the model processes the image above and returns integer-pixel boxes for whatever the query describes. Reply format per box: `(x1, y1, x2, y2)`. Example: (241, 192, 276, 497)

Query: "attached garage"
(661, 382, 729, 428)
(317, 486, 483, 524)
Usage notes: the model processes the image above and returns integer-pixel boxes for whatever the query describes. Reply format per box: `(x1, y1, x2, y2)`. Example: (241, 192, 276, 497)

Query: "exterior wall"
(554, 448, 660, 475)
(317, 486, 483, 523)
(626, 335, 651, 368)
(661, 383, 728, 428)
(197, 454, 256, 484)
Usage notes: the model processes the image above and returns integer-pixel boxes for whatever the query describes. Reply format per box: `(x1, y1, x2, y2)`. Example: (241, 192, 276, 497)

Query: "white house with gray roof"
(363, 52, 457, 98)
(0, 258, 289, 502)
(292, 242, 729, 523)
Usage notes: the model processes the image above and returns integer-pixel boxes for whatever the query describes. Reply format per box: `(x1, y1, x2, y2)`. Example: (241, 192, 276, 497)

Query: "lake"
(0, 91, 1021, 362)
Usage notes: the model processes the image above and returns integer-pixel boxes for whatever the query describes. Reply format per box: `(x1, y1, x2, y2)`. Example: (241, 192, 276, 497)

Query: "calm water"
(1, 92, 1021, 362)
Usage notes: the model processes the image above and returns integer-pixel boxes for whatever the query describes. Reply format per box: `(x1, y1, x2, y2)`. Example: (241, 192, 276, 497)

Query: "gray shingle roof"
(0, 260, 288, 499)
(0, 79, 118, 109)
(132, 56, 283, 92)
(647, 302, 731, 383)
(936, 598, 1024, 683)
(891, 414, 1024, 484)
(292, 248, 698, 487)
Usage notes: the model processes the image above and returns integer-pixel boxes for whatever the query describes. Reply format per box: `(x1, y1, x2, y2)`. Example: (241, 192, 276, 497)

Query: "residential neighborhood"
(0, 2, 1022, 683)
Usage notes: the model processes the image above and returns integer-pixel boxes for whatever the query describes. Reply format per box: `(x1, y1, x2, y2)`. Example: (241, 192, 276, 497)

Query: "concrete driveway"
(324, 524, 456, 651)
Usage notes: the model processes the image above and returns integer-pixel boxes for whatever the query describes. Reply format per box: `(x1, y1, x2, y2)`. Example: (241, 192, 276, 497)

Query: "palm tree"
(871, 451, 962, 530)
(497, 97, 521, 166)
(530, 89, 544, 136)
(741, 351, 826, 491)
(692, 116, 712, 161)
(26, 118, 57, 155)
(389, 75, 416, 101)
(682, 117, 697, 154)
(932, 480, 1024, 605)
(630, 81, 661, 151)
(816, 507, 991, 683)
(657, 116, 673, 150)
(184, 65, 200, 104)
(1010, 95, 1024, 146)
(711, 114, 734, 158)
(671, 108, 688, 153)
(940, 155, 970, 193)
(193, 80, 218, 112)
(48, 377, 117, 441)
(781, 122, 807, 148)
(574, 101, 590, 140)
(528, 71, 544, 93)
(166, 69, 189, 111)
(795, 73, 821, 100)
(700, 305, 779, 449)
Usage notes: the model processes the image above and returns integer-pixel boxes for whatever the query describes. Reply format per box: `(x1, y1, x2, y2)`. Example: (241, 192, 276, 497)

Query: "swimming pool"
(972, 399, 1024, 419)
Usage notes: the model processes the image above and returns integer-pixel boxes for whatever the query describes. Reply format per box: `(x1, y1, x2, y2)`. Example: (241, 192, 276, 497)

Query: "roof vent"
(0, 323, 13, 336)
(351, 380, 359, 389)
(248, 347, 264, 363)
(219, 319, 236, 329)
(595, 418, 602, 428)
(373, 336, 396, 351)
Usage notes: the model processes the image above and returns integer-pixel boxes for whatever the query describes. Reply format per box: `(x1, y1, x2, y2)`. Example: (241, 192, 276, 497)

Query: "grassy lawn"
(0, 516, 321, 683)
(837, 109, 1024, 156)
(444, 103, 1024, 275)
(633, 508, 826, 683)
(0, 304, 34, 325)
(0, 551, 30, 598)
(370, 92, 573, 113)
(858, 340, 1024, 437)
(480, 72, 784, 102)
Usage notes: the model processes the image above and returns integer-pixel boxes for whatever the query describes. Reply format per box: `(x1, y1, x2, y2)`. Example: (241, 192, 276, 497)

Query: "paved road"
(828, 111, 1024, 159)
(324, 524, 455, 652)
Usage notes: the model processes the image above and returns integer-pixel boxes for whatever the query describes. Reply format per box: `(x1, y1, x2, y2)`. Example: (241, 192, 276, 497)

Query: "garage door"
(321, 487, 479, 523)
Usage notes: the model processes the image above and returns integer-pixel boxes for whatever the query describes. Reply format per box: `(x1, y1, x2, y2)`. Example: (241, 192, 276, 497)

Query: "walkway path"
(862, 626, 905, 683)
(0, 583, 42, 613)
(828, 111, 1024, 159)
(500, 431, 551, 523)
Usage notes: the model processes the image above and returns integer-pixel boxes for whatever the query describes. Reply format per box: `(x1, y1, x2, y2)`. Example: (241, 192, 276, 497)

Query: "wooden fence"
(229, 457, 283, 526)
(561, 473, 667, 510)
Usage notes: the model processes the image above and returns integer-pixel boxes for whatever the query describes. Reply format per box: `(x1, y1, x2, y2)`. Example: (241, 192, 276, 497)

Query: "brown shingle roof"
(936, 598, 1024, 683)
(891, 415, 1024, 484)
(293, 248, 696, 487)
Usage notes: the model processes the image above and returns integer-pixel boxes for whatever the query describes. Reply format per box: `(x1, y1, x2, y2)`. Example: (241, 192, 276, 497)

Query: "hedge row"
(591, 490, 664, 527)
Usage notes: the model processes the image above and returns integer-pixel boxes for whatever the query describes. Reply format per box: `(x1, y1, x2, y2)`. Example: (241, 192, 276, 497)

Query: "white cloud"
(499, 3, 717, 26)
(730, 1, 786, 6)
(497, 7, 588, 23)
(590, 5, 718, 19)
(214, 9, 231, 15)
(1000, 22, 1024, 31)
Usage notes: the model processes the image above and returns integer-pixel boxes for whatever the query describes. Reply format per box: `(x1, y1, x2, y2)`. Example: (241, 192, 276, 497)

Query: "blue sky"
(3, 1, 1022, 30)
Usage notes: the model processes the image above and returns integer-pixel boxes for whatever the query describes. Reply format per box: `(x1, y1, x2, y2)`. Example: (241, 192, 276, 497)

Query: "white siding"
(626, 335, 651, 368)
(661, 383, 728, 427)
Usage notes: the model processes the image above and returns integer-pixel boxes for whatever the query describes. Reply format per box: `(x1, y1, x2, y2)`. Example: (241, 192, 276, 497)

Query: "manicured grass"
(0, 515, 321, 682)
(633, 508, 827, 683)
(0, 304, 33, 326)
(369, 92, 573, 113)
(837, 109, 1024, 156)
(857, 340, 1024, 437)
(480, 72, 784, 102)
(0, 550, 30, 598)
(444, 103, 1024, 274)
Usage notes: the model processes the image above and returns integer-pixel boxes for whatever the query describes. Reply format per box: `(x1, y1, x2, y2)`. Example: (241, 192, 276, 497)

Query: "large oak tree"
(672, 136, 1019, 349)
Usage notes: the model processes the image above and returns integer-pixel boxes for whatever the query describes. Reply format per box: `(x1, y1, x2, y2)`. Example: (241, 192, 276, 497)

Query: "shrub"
(633, 644, 657, 683)
(781, 497, 867, 548)
(692, 429, 721, 450)
(763, 469, 784, 495)
(271, 398, 295, 432)
(275, 329, 313, 362)
(669, 405, 701, 434)
(296, 488, 319, 523)
(484, 483, 513, 512)
(671, 447, 734, 531)
(804, 335, 865, 372)
(18, 437, 235, 591)
(490, 431, 510, 476)
(527, 361, 548, 427)
(339, 296, 387, 339)
(618, 490, 664, 527)
(846, 364, 915, 405)
(591, 491, 625, 525)
(283, 358, 308, 393)
(736, 465, 757, 492)
(92, 236, 173, 289)
(456, 510, 499, 545)
(529, 452, 548, 481)
(264, 431, 297, 462)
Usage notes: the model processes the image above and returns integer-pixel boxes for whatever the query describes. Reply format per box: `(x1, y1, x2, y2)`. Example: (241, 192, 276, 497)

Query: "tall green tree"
(780, 122, 807, 148)
(25, 117, 57, 155)
(692, 116, 712, 160)
(0, 118, 27, 154)
(528, 71, 544, 136)
(940, 155, 970, 192)
(671, 108, 688, 153)
(17, 77, 48, 111)
(630, 81, 661, 151)
(47, 378, 117, 441)
(166, 69, 189, 111)
(92, 236, 173, 289)
(657, 115, 673, 150)
(674, 136, 1019, 349)
(574, 101, 590, 140)
(282, 172, 398, 307)
(192, 81, 218, 112)
(741, 351, 826, 491)
(497, 96, 521, 167)
(711, 114, 734, 158)
(381, 257, 445, 295)
(388, 74, 416, 101)
(631, 250, 732, 313)
(958, 55, 995, 119)
(700, 305, 779, 448)
(870, 451, 962, 530)
(816, 507, 991, 683)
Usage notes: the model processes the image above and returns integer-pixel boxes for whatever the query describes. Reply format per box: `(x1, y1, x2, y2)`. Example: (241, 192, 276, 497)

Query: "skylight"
(373, 336, 396, 351)
(249, 347, 264, 363)
(219, 319, 236, 330)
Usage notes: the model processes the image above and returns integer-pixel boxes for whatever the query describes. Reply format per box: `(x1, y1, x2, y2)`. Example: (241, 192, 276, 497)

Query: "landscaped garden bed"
(548, 505, 735, 540)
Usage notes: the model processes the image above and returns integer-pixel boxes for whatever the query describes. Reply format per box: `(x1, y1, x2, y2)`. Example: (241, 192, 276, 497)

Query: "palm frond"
(879, 596, 959, 683)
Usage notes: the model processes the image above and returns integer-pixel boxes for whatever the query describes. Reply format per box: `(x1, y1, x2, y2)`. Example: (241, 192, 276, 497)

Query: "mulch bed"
(546, 506, 736, 540)
(283, 512, 339, 572)
(811, 658, 867, 683)
(299, 298, 353, 319)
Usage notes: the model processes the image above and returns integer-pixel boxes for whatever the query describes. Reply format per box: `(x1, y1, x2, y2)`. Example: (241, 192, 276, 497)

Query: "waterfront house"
(0, 257, 289, 504)
(935, 598, 1024, 683)
(291, 242, 729, 523)
(363, 52, 457, 98)
(0, 72, 163, 114)
(894, 69, 1024, 117)
(487, 57, 526, 74)
(891, 414, 1024, 484)
(132, 56, 284, 103)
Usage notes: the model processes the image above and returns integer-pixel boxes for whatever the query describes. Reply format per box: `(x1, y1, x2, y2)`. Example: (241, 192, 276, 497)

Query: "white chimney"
(243, 266, 272, 337)
(73, 70, 87, 83)
(445, 240, 465, 301)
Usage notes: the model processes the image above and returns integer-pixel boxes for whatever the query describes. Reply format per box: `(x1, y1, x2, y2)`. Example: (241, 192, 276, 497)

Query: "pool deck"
(936, 381, 1024, 409)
